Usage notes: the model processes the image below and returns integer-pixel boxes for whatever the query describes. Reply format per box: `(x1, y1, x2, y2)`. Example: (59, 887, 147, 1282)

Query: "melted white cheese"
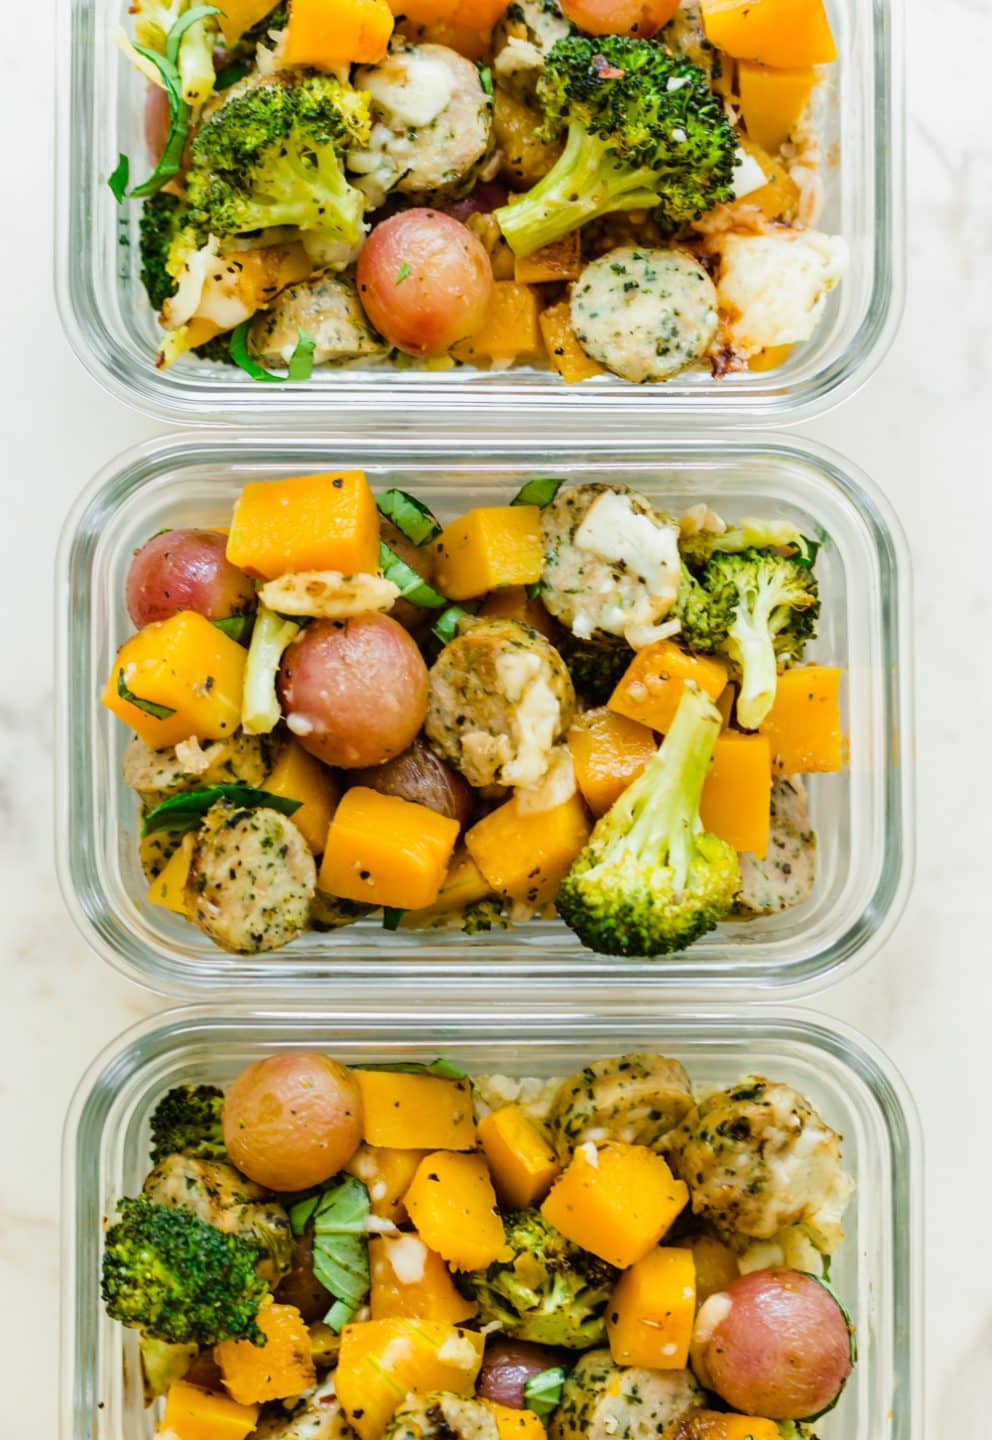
(385, 1234, 429, 1285)
(362, 53, 455, 128)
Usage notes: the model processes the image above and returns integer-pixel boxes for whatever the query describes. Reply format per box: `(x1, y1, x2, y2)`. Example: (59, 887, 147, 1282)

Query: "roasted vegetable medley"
(102, 1050, 857, 1440)
(103, 471, 845, 956)
(111, 0, 846, 384)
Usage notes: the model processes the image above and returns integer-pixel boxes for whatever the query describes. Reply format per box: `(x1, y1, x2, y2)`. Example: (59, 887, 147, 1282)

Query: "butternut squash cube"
(465, 793, 591, 908)
(345, 1143, 429, 1224)
(567, 707, 658, 817)
(264, 740, 340, 854)
(607, 1246, 696, 1368)
(737, 137, 801, 222)
(539, 302, 605, 384)
(355, 1071, 477, 1151)
(489, 1405, 548, 1440)
(699, 0, 836, 67)
(451, 282, 545, 366)
(370, 1233, 478, 1322)
(318, 787, 460, 910)
(747, 344, 795, 372)
(157, 1380, 258, 1440)
(609, 641, 729, 736)
(478, 1104, 559, 1208)
(699, 732, 772, 858)
(670, 1413, 781, 1440)
(479, 586, 558, 641)
(514, 232, 581, 284)
(336, 1319, 485, 1440)
(226, 471, 379, 581)
(214, 1304, 315, 1405)
(215, 0, 283, 44)
(404, 1151, 507, 1270)
(674, 1233, 739, 1306)
(432, 506, 544, 601)
(401, 847, 495, 926)
(758, 665, 844, 774)
(146, 832, 195, 916)
(541, 1142, 688, 1269)
(738, 60, 817, 154)
(284, 0, 394, 68)
(102, 612, 246, 748)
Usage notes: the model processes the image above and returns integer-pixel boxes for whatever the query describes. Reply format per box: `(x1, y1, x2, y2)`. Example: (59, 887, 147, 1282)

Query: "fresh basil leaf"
(108, 153, 130, 203)
(395, 261, 411, 285)
(289, 1194, 322, 1237)
(325, 1298, 358, 1332)
(377, 489, 442, 546)
(129, 45, 190, 198)
(511, 477, 563, 508)
(214, 60, 249, 90)
(309, 1176, 371, 1311)
(164, 3, 222, 64)
(382, 907, 406, 931)
(793, 535, 822, 570)
(524, 1367, 567, 1418)
(142, 785, 303, 837)
(211, 614, 255, 644)
(288, 328, 317, 381)
(820, 1253, 831, 1282)
(351, 1059, 467, 1080)
(525, 580, 543, 599)
(117, 669, 177, 721)
(379, 542, 448, 609)
(478, 64, 493, 96)
(432, 603, 475, 645)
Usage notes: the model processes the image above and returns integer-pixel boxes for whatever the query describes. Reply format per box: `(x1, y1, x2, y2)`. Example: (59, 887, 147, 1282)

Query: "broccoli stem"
(620, 684, 722, 888)
(495, 124, 661, 257)
(176, 18, 217, 107)
(724, 573, 801, 730)
(241, 603, 300, 735)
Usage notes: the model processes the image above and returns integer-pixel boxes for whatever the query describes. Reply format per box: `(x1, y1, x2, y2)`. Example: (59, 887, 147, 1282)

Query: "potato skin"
(478, 1339, 563, 1409)
(350, 736, 475, 828)
(381, 518, 438, 635)
(126, 528, 256, 627)
(223, 1053, 364, 1192)
(274, 1231, 335, 1322)
(278, 614, 430, 769)
(692, 1268, 853, 1420)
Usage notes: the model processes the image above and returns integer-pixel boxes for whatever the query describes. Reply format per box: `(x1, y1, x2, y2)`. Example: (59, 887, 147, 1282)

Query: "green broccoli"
(138, 193, 186, 312)
(494, 35, 738, 256)
(150, 1083, 227, 1163)
(186, 72, 372, 247)
(677, 550, 819, 730)
(458, 1209, 617, 1347)
(556, 684, 739, 956)
(131, 0, 219, 107)
(101, 1196, 269, 1346)
(679, 516, 817, 570)
(461, 899, 510, 934)
(560, 639, 634, 707)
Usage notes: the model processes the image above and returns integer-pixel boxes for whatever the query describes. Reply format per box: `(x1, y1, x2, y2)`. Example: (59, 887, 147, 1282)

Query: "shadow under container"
(56, 0, 903, 425)
(57, 432, 913, 999)
(61, 1004, 923, 1440)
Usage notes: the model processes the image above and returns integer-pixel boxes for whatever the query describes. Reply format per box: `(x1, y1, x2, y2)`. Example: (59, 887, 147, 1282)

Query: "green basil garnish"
(379, 541, 448, 609)
(142, 785, 302, 837)
(230, 320, 316, 383)
(210, 614, 255, 644)
(431, 603, 475, 645)
(510, 476, 563, 508)
(351, 1058, 467, 1080)
(382, 907, 406, 931)
(117, 669, 177, 721)
(524, 1367, 567, 1418)
(108, 154, 130, 203)
(377, 489, 442, 546)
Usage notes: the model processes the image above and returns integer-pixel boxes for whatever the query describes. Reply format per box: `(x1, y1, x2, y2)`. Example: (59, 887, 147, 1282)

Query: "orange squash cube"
(318, 787, 460, 910)
(514, 233, 581, 284)
(215, 0, 284, 44)
(214, 1304, 315, 1406)
(567, 707, 658, 817)
(669, 1413, 782, 1440)
(541, 1142, 688, 1269)
(336, 1319, 485, 1440)
(699, 732, 772, 858)
(465, 793, 591, 908)
(451, 282, 545, 366)
(284, 0, 394, 67)
(609, 640, 729, 736)
(699, 0, 836, 66)
(370, 1233, 478, 1322)
(607, 1247, 696, 1368)
(489, 1406, 548, 1440)
(146, 833, 195, 917)
(478, 1104, 560, 1208)
(432, 506, 544, 601)
(539, 301, 605, 384)
(674, 1233, 740, 1305)
(263, 740, 340, 854)
(157, 1380, 258, 1440)
(737, 137, 801, 222)
(404, 1151, 507, 1271)
(758, 665, 844, 774)
(226, 471, 380, 581)
(738, 60, 817, 154)
(401, 847, 495, 926)
(354, 1071, 476, 1151)
(102, 612, 246, 748)
(345, 1144, 429, 1224)
(479, 585, 558, 641)
(747, 344, 795, 372)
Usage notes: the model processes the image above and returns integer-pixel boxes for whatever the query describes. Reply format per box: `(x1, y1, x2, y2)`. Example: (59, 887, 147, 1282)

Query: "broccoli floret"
(560, 639, 634, 706)
(240, 0, 289, 45)
(557, 684, 739, 956)
(459, 1209, 617, 1346)
(677, 550, 820, 730)
(131, 0, 218, 107)
(187, 72, 372, 247)
(494, 35, 738, 256)
(150, 1083, 227, 1163)
(461, 899, 510, 934)
(139, 193, 185, 312)
(680, 516, 817, 570)
(101, 1196, 269, 1346)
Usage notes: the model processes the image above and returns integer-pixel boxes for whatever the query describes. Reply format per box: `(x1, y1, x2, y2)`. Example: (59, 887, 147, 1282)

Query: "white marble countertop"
(1, 1, 988, 1432)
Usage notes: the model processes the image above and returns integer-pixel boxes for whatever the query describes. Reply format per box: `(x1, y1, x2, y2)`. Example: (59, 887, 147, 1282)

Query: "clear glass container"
(60, 1002, 923, 1440)
(56, 431, 913, 999)
(55, 0, 904, 426)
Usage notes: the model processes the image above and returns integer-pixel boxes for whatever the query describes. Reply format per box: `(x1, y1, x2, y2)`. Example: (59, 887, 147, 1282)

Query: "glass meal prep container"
(61, 1002, 923, 1440)
(55, 0, 903, 426)
(56, 431, 913, 999)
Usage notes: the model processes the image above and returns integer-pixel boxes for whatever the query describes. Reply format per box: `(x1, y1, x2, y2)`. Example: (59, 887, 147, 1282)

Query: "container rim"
(59, 1000, 925, 1440)
(55, 429, 915, 1001)
(53, 0, 905, 430)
